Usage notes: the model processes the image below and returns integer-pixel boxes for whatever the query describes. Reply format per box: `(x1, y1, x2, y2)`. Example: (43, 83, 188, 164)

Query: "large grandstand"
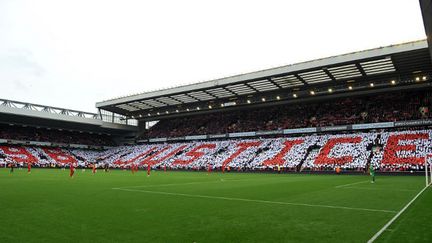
(2, 41, 432, 174)
(2, 1, 432, 242)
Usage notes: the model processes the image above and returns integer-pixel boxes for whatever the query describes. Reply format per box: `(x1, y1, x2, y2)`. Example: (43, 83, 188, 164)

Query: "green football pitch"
(0, 168, 431, 243)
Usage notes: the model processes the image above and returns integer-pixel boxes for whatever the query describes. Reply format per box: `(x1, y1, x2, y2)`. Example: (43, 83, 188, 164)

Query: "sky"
(0, 0, 427, 113)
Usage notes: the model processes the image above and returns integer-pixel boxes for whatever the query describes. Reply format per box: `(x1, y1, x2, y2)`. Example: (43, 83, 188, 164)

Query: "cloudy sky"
(0, 0, 426, 112)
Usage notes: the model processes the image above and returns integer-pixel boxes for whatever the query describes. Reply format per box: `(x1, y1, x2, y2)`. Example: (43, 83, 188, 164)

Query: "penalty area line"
(367, 185, 430, 243)
(112, 188, 397, 214)
(335, 180, 370, 188)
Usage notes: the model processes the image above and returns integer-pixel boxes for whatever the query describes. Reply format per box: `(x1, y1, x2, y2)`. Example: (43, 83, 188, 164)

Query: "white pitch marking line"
(112, 188, 397, 214)
(113, 176, 304, 190)
(341, 187, 417, 192)
(335, 180, 370, 188)
(367, 185, 430, 243)
(113, 179, 245, 189)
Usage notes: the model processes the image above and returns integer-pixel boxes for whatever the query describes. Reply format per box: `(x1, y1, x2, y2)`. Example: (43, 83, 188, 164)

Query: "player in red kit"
(70, 163, 75, 178)
(92, 164, 97, 174)
(207, 164, 212, 175)
(9, 162, 14, 174)
(147, 165, 151, 177)
(27, 163, 31, 174)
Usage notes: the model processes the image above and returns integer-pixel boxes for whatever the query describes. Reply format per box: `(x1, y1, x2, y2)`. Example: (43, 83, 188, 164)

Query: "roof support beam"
(355, 63, 367, 77)
(166, 96, 184, 104)
(244, 83, 260, 92)
(221, 87, 236, 95)
(153, 99, 170, 106)
(129, 104, 143, 110)
(202, 90, 217, 98)
(184, 93, 199, 101)
(294, 74, 308, 85)
(322, 68, 337, 82)
(268, 78, 283, 89)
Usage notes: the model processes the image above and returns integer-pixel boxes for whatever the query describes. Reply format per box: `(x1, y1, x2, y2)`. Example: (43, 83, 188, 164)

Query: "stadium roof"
(96, 40, 432, 120)
(0, 98, 138, 134)
(420, 0, 432, 58)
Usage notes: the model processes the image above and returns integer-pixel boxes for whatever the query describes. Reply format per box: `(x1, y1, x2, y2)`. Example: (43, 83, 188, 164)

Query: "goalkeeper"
(369, 164, 375, 183)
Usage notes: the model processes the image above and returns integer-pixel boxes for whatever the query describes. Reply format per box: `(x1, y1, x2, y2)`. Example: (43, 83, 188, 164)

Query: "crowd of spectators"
(1, 129, 431, 172)
(146, 90, 432, 138)
(0, 124, 115, 146)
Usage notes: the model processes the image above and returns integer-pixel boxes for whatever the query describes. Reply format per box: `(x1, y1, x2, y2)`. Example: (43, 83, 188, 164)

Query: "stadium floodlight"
(208, 105, 212, 109)
(196, 107, 200, 110)
(348, 86, 353, 90)
(276, 96, 280, 100)
(175, 110, 179, 113)
(165, 111, 169, 114)
(415, 77, 420, 81)
(147, 113, 151, 116)
(391, 80, 396, 85)
(220, 104, 224, 107)
(422, 76, 427, 81)
(328, 88, 333, 93)
(247, 100, 251, 104)
(261, 97, 266, 102)
(186, 108, 190, 111)
(157, 112, 160, 115)
(139, 114, 142, 118)
(293, 94, 297, 98)
(369, 83, 374, 87)
(310, 91, 315, 95)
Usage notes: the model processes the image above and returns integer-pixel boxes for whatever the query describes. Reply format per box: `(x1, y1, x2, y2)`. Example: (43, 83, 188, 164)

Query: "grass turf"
(0, 168, 430, 243)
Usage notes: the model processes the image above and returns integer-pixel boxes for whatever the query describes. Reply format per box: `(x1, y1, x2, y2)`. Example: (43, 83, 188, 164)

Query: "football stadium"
(2, 1, 432, 242)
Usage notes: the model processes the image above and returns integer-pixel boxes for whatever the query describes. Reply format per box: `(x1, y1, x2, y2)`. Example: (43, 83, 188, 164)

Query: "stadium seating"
(1, 129, 431, 172)
(146, 90, 432, 138)
(0, 123, 115, 146)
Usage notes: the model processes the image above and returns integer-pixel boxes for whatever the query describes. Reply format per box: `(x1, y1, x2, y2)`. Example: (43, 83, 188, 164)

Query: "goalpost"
(425, 155, 432, 187)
